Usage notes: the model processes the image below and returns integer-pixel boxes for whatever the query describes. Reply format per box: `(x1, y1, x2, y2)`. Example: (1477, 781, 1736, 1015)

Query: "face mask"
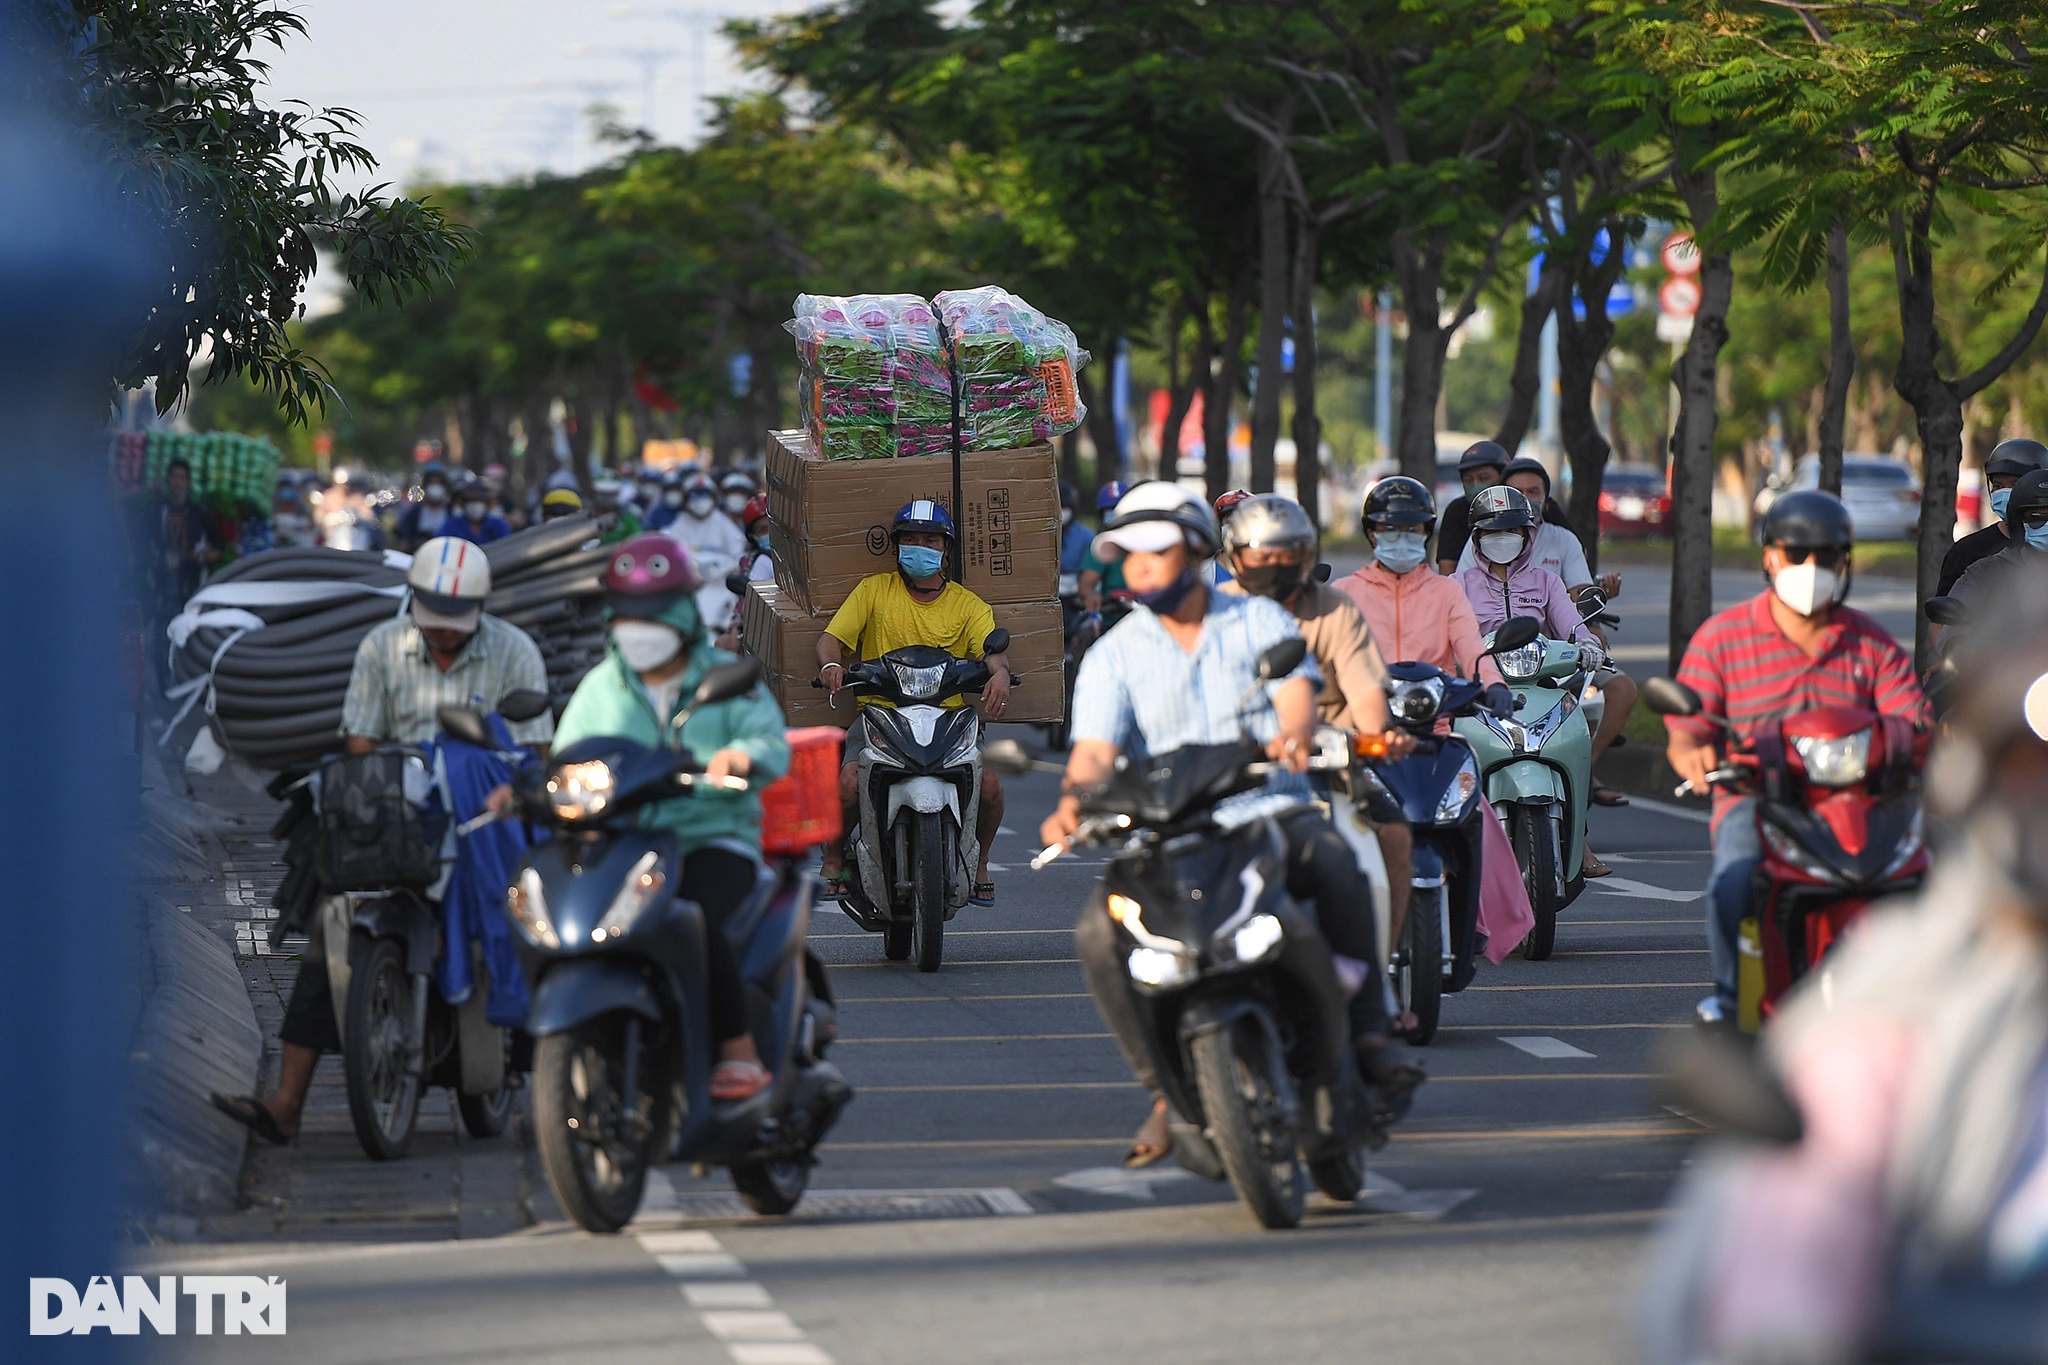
(1373, 530, 1427, 574)
(1235, 561, 1304, 601)
(686, 494, 717, 518)
(723, 493, 748, 514)
(898, 544, 945, 580)
(1478, 532, 1524, 565)
(423, 484, 448, 505)
(753, 533, 772, 551)
(2026, 522, 2048, 552)
(612, 619, 684, 672)
(1060, 507, 1074, 528)
(1992, 487, 2013, 521)
(1135, 567, 1200, 614)
(664, 490, 684, 508)
(1771, 560, 1841, 616)
(463, 501, 488, 522)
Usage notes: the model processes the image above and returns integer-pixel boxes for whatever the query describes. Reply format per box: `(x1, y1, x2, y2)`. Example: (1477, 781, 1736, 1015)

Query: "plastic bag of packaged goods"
(933, 286, 1090, 448)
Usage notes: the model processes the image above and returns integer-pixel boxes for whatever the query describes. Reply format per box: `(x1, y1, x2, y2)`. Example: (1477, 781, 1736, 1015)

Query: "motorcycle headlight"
(1761, 820, 1842, 885)
(944, 719, 981, 768)
(1436, 753, 1480, 824)
(506, 867, 559, 948)
(1390, 677, 1445, 724)
(1128, 946, 1197, 990)
(1791, 729, 1872, 788)
(1108, 892, 1187, 952)
(890, 659, 947, 701)
(592, 850, 667, 942)
(1223, 912, 1284, 966)
(1496, 640, 1546, 683)
(546, 759, 615, 821)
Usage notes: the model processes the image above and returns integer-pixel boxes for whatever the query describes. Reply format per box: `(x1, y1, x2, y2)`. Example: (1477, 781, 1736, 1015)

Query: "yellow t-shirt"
(824, 572, 998, 709)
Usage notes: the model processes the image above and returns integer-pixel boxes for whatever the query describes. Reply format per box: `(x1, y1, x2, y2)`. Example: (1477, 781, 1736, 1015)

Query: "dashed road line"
(634, 1174, 836, 1365)
(1500, 1035, 1597, 1059)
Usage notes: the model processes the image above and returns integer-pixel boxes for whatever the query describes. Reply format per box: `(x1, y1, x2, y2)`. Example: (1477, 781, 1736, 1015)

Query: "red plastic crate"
(760, 727, 845, 855)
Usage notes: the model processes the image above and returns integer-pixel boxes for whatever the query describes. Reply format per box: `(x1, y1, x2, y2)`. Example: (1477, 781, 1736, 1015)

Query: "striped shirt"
(1670, 592, 1928, 814)
(341, 613, 556, 746)
(1071, 586, 1322, 829)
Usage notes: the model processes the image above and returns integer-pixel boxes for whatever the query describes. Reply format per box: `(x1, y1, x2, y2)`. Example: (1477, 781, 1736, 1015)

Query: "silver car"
(1762, 454, 1923, 541)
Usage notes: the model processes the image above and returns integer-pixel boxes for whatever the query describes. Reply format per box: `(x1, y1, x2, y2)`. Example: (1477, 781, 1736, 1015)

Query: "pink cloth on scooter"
(1475, 797, 1534, 964)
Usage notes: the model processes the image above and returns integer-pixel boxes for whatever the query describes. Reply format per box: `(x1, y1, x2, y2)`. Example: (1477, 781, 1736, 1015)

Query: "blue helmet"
(1095, 480, 1129, 513)
(891, 499, 956, 542)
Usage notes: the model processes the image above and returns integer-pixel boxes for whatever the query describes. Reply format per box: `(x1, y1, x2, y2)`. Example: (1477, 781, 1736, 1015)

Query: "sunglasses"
(1779, 545, 1850, 569)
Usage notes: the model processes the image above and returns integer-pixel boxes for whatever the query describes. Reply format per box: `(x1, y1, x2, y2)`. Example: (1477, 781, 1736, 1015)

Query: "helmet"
(1760, 489, 1854, 549)
(543, 468, 579, 493)
(407, 537, 493, 629)
(684, 471, 718, 497)
(891, 499, 956, 543)
(1500, 457, 1551, 493)
(1458, 440, 1510, 473)
(1214, 488, 1253, 521)
(661, 467, 687, 490)
(1985, 438, 2048, 481)
(1221, 494, 1318, 568)
(2007, 467, 2048, 522)
(1362, 476, 1436, 533)
(604, 533, 701, 618)
(740, 493, 769, 529)
(1058, 480, 1079, 511)
(540, 488, 583, 519)
(1095, 482, 1221, 558)
(451, 471, 487, 501)
(418, 460, 450, 485)
(720, 470, 757, 494)
(1095, 480, 1129, 514)
(1469, 484, 1535, 533)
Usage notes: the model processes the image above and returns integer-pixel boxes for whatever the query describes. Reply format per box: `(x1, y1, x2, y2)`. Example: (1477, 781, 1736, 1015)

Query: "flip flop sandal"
(210, 1092, 291, 1146)
(819, 870, 855, 899)
(1124, 1105, 1173, 1169)
(1590, 783, 1631, 807)
(969, 881, 996, 907)
(711, 1060, 772, 1102)
(1583, 853, 1614, 878)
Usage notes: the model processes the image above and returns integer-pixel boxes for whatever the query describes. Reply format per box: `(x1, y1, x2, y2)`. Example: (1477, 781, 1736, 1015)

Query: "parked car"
(1598, 464, 1670, 537)
(1759, 455, 1922, 541)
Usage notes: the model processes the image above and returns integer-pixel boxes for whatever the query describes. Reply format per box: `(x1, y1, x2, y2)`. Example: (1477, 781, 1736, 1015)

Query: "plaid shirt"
(1670, 592, 1928, 816)
(341, 613, 555, 747)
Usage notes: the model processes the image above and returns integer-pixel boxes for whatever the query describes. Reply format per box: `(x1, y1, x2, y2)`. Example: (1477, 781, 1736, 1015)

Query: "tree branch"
(1957, 244, 2048, 400)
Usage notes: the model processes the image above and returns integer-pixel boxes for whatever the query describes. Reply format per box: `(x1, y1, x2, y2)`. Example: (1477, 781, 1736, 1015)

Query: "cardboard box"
(764, 428, 1059, 615)
(740, 580, 1066, 726)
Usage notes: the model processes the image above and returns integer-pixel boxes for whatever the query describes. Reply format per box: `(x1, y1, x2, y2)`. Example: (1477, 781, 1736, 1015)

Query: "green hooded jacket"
(554, 598, 790, 854)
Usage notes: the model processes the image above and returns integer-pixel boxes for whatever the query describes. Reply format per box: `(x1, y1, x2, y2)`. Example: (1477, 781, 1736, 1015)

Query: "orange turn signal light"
(1352, 734, 1390, 759)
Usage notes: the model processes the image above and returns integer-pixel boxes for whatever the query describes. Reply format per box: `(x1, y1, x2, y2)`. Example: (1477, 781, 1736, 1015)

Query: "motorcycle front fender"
(1486, 759, 1567, 806)
(526, 958, 665, 1036)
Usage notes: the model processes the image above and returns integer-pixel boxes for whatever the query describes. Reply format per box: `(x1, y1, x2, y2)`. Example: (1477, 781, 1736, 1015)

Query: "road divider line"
(859, 1081, 1141, 1092)
(1463, 982, 1712, 991)
(1436, 1022, 1688, 1031)
(1500, 1035, 1597, 1059)
(809, 929, 1073, 938)
(1562, 949, 1708, 956)
(827, 958, 1081, 969)
(1590, 877, 1703, 902)
(1621, 795, 1713, 825)
(836, 993, 1092, 1004)
(834, 1032, 1113, 1045)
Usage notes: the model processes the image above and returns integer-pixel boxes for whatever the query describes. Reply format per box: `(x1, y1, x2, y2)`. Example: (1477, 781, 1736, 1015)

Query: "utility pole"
(611, 6, 726, 141)
(570, 44, 681, 129)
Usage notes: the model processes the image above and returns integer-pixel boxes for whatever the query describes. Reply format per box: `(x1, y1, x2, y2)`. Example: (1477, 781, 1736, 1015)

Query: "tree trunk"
(1817, 219, 1853, 495)
(1496, 253, 1564, 455)
(1059, 428, 1083, 496)
(1078, 342, 1122, 495)
(1160, 294, 1210, 482)
(1891, 209, 1961, 672)
(1669, 162, 1734, 673)
(1249, 120, 1293, 494)
(1206, 257, 1253, 502)
(1393, 229, 1448, 485)
(1290, 217, 1323, 533)
(1556, 224, 1629, 574)
(564, 392, 595, 495)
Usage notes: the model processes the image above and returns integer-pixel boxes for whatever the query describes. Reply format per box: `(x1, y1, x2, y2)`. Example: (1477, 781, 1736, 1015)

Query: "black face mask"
(1235, 562, 1305, 602)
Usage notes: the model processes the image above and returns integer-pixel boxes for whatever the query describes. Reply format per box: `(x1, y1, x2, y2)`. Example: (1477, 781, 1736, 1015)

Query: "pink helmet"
(604, 533, 701, 617)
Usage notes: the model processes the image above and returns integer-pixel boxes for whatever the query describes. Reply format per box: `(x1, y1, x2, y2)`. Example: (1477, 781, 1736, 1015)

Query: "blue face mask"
(898, 544, 945, 580)
(1134, 567, 1200, 614)
(1993, 487, 2014, 521)
(2026, 521, 2048, 553)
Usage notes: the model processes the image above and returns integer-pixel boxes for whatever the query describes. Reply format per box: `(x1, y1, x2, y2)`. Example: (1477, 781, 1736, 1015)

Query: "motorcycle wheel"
(1400, 884, 1444, 1045)
(1308, 1146, 1366, 1202)
(1511, 806, 1562, 961)
(532, 1016, 656, 1234)
(458, 1085, 516, 1138)
(342, 937, 421, 1161)
(911, 810, 945, 973)
(1190, 1024, 1305, 1230)
(730, 1156, 810, 1216)
(881, 922, 912, 960)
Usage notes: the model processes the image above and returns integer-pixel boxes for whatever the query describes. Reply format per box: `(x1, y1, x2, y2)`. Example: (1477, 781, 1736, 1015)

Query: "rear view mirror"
(692, 657, 763, 709)
(1490, 617, 1541, 653)
(497, 689, 551, 724)
(1923, 595, 1969, 627)
(725, 569, 749, 597)
(979, 739, 1034, 776)
(984, 628, 1012, 655)
(1312, 562, 1332, 583)
(1653, 1030, 1803, 1144)
(436, 706, 495, 749)
(1257, 638, 1308, 680)
(1641, 676, 1703, 717)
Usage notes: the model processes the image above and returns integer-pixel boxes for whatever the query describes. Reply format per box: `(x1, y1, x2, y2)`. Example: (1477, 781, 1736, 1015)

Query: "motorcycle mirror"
(1313, 562, 1332, 583)
(496, 688, 552, 724)
(984, 628, 1011, 655)
(1257, 638, 1308, 680)
(1923, 595, 1969, 627)
(691, 656, 763, 709)
(1641, 676, 1703, 717)
(979, 739, 1035, 776)
(725, 569, 749, 596)
(1652, 1031, 1803, 1144)
(1490, 617, 1542, 653)
(436, 705, 496, 749)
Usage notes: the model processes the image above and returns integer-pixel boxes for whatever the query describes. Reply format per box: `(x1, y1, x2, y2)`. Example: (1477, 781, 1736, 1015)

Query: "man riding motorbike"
(1048, 482, 1424, 1166)
(1076, 480, 1131, 614)
(816, 500, 1013, 905)
(393, 461, 455, 553)
(1951, 467, 2048, 617)
(1939, 436, 2048, 596)
(209, 537, 554, 1143)
(444, 472, 512, 546)
(1665, 489, 1930, 1026)
(1058, 480, 1094, 575)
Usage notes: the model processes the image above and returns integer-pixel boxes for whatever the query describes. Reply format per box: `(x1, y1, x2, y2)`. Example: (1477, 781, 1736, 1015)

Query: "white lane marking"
(656, 1253, 749, 1278)
(1358, 1171, 1480, 1219)
(1500, 1035, 1597, 1060)
(1618, 795, 1713, 825)
(728, 1345, 835, 1365)
(686, 1283, 775, 1309)
(1591, 876, 1702, 902)
(703, 1311, 806, 1342)
(985, 862, 1009, 872)
(638, 1229, 724, 1253)
(1052, 1165, 1194, 1201)
(997, 826, 1018, 835)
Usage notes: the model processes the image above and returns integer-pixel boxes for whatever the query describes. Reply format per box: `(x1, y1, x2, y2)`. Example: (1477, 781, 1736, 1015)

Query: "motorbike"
(817, 629, 1014, 972)
(1454, 606, 1601, 959)
(1641, 676, 1929, 1031)
(1920, 594, 1967, 717)
(322, 688, 554, 1160)
(470, 658, 851, 1233)
(999, 640, 1396, 1230)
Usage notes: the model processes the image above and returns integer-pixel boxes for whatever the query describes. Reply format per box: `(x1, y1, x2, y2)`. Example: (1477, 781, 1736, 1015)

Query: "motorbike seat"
(721, 859, 781, 955)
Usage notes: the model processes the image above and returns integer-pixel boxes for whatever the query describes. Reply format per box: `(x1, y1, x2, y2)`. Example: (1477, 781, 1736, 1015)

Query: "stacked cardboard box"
(745, 429, 1066, 726)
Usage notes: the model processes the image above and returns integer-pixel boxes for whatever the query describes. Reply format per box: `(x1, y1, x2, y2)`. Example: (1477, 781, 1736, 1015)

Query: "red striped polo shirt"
(1669, 591, 1930, 815)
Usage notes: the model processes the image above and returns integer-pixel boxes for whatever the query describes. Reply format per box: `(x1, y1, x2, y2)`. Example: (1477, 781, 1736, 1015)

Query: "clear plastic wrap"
(935, 285, 1090, 450)
(785, 293, 954, 459)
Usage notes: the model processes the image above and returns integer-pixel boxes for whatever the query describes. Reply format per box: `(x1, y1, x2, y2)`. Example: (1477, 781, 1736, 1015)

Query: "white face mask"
(1060, 507, 1074, 528)
(613, 620, 684, 672)
(1478, 532, 1524, 565)
(463, 501, 488, 522)
(686, 494, 717, 518)
(422, 483, 449, 505)
(664, 490, 684, 508)
(1771, 560, 1841, 617)
(1372, 529, 1428, 574)
(723, 493, 750, 515)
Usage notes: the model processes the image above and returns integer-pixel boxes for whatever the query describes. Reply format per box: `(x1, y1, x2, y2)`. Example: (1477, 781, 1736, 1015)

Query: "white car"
(1758, 454, 1923, 541)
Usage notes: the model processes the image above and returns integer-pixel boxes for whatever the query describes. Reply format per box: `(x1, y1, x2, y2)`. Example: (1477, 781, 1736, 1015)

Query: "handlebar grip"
(1030, 842, 1067, 870)
(677, 773, 751, 793)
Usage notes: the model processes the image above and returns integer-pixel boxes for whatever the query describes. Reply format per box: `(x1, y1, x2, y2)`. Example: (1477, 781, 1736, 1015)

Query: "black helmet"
(1458, 439, 1510, 473)
(1058, 480, 1079, 511)
(1500, 456, 1551, 492)
(1985, 438, 2048, 481)
(1760, 489, 1854, 549)
(1469, 484, 1535, 533)
(1362, 476, 1437, 534)
(2009, 468, 2048, 522)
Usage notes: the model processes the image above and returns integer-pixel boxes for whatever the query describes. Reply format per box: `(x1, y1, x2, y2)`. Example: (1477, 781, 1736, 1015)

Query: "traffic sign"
(1660, 232, 1700, 276)
(1659, 274, 1702, 316)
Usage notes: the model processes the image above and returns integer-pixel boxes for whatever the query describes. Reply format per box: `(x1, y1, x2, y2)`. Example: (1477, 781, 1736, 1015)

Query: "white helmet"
(407, 537, 493, 631)
(1091, 481, 1221, 560)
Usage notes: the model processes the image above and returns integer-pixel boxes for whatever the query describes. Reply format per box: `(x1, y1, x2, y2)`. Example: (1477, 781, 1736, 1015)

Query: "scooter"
(817, 629, 1013, 972)
(1920, 594, 1968, 718)
(477, 659, 851, 1232)
(1001, 641, 1397, 1230)
(1641, 676, 1928, 1032)
(1455, 610, 1598, 959)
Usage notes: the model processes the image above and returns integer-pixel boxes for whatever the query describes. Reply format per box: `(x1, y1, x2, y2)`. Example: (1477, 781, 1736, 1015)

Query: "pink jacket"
(1335, 562, 1503, 687)
(1453, 540, 1599, 649)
